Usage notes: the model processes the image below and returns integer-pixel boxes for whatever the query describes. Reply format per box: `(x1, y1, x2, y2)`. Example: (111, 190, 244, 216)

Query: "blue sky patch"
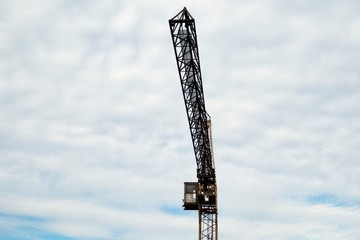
(307, 194, 359, 207)
(160, 205, 191, 216)
(0, 213, 74, 240)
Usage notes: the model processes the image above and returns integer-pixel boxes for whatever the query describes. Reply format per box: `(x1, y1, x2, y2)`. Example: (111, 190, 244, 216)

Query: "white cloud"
(1, 0, 359, 239)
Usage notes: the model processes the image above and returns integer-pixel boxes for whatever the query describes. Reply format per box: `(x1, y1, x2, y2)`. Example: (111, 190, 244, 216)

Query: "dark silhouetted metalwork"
(169, 7, 218, 240)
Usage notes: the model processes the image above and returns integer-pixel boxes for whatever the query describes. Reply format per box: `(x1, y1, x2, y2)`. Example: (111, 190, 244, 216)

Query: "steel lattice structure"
(169, 7, 218, 240)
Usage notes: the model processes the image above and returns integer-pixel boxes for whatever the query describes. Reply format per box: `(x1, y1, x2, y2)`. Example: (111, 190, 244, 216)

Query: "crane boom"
(169, 7, 218, 240)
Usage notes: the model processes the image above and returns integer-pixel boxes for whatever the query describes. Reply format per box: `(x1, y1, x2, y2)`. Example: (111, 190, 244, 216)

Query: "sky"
(0, 0, 359, 239)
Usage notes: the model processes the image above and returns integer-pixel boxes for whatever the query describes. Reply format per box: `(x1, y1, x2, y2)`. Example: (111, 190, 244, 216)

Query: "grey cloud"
(1, 0, 360, 239)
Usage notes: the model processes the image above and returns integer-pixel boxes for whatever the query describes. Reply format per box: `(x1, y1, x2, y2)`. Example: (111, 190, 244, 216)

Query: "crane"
(169, 7, 218, 240)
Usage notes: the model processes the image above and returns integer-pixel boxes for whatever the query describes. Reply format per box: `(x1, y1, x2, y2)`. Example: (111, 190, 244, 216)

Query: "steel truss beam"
(169, 7, 218, 240)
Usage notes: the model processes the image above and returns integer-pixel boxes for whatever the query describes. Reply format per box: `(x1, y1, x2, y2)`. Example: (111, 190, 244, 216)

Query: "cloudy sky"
(1, 0, 359, 239)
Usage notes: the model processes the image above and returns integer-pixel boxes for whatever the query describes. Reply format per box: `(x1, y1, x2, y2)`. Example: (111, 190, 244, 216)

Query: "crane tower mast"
(169, 7, 218, 240)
